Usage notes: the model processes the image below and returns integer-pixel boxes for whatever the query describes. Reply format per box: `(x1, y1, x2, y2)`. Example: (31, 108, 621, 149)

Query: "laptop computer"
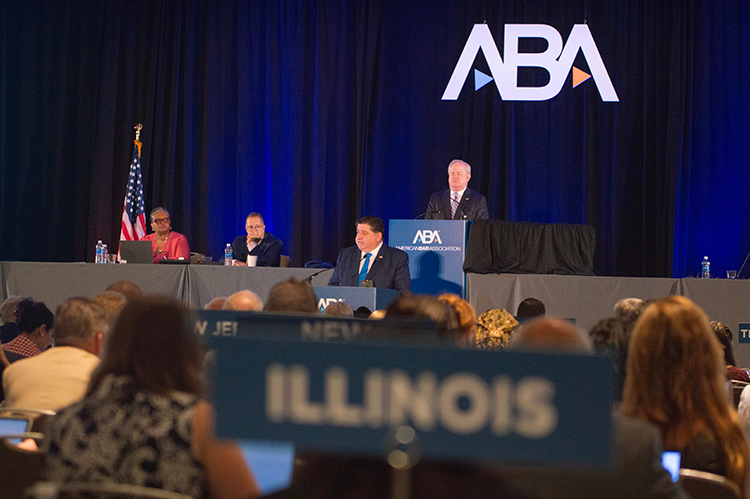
(239, 440, 295, 495)
(0, 416, 32, 445)
(119, 240, 154, 264)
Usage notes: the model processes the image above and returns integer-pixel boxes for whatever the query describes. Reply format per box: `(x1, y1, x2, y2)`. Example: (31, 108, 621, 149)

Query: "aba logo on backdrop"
(442, 24, 618, 102)
(413, 230, 443, 244)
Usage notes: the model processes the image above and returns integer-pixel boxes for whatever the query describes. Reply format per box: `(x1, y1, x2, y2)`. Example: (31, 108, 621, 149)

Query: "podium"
(313, 286, 397, 312)
(389, 220, 470, 297)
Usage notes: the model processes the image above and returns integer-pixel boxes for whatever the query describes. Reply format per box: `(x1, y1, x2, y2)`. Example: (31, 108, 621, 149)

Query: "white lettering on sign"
(194, 321, 238, 337)
(412, 230, 443, 244)
(318, 298, 344, 310)
(300, 320, 362, 341)
(442, 24, 618, 102)
(264, 364, 558, 438)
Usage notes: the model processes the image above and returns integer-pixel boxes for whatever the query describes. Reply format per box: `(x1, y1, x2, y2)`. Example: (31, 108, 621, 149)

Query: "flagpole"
(119, 124, 147, 251)
(134, 123, 143, 156)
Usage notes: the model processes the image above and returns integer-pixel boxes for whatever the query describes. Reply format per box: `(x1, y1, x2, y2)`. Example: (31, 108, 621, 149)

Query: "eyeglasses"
(153, 217, 170, 224)
(246, 224, 265, 230)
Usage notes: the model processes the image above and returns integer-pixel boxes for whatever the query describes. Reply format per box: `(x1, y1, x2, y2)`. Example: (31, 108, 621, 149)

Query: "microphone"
(303, 267, 334, 285)
(415, 210, 441, 220)
(459, 203, 476, 221)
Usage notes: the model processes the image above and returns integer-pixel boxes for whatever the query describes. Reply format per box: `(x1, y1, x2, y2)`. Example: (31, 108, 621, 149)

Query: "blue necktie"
(358, 253, 371, 286)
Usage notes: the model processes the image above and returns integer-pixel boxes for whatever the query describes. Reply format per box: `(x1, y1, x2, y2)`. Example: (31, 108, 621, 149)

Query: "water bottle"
(224, 244, 233, 266)
(701, 256, 710, 279)
(95, 240, 103, 264)
(102, 244, 109, 264)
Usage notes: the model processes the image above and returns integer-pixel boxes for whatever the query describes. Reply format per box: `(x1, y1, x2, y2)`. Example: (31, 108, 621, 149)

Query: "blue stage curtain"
(1, 0, 748, 277)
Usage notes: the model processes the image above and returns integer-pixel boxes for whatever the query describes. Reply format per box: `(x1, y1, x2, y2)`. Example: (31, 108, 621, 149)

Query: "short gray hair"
(0, 296, 24, 324)
(150, 207, 170, 222)
(54, 297, 108, 348)
(448, 159, 471, 176)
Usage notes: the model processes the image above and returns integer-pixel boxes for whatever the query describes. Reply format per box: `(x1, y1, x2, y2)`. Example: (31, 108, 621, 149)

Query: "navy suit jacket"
(328, 245, 411, 293)
(231, 232, 283, 267)
(425, 188, 489, 221)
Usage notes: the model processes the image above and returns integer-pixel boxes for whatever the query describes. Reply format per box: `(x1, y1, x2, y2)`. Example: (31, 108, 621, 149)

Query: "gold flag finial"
(134, 124, 143, 156)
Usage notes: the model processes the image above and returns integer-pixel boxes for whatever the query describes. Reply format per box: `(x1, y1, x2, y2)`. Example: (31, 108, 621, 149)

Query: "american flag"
(120, 139, 146, 242)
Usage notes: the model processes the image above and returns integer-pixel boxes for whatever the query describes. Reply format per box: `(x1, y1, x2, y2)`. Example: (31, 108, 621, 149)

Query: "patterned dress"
(43, 374, 207, 498)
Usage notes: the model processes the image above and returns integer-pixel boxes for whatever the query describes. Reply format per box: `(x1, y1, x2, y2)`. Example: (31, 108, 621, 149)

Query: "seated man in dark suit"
(328, 216, 411, 293)
(231, 212, 283, 267)
(425, 159, 489, 221)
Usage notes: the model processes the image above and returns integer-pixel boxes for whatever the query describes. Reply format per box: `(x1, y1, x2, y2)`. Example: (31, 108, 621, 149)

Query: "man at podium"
(425, 159, 489, 221)
(328, 216, 411, 293)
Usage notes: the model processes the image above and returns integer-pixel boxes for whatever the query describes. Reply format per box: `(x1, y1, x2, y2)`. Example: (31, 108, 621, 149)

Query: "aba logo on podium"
(413, 230, 442, 244)
(442, 24, 618, 102)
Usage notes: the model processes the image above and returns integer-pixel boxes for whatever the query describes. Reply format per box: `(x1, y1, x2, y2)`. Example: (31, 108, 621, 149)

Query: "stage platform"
(3, 261, 749, 365)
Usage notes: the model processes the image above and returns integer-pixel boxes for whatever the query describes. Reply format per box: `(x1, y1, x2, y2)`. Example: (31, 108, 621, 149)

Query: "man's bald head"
(222, 290, 263, 311)
(510, 317, 592, 353)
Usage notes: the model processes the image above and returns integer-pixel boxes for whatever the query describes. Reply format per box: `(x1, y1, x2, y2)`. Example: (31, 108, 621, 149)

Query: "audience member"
(142, 207, 190, 263)
(323, 301, 354, 318)
(105, 280, 144, 301)
(475, 308, 518, 349)
(368, 309, 387, 320)
(385, 293, 459, 341)
(621, 296, 749, 491)
(328, 216, 411, 293)
(614, 297, 645, 324)
(2, 297, 106, 411)
(204, 297, 228, 310)
(589, 317, 631, 402)
(438, 293, 477, 345)
(2, 298, 54, 361)
(516, 298, 546, 318)
(231, 212, 284, 267)
(354, 306, 372, 319)
(510, 317, 591, 352)
(92, 291, 127, 324)
(43, 296, 261, 499)
(711, 320, 750, 382)
(223, 290, 263, 311)
(500, 316, 687, 499)
(264, 278, 319, 313)
(0, 295, 24, 343)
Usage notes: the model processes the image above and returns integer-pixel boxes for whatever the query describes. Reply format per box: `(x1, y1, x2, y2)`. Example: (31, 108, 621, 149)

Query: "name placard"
(192, 310, 438, 347)
(214, 338, 613, 466)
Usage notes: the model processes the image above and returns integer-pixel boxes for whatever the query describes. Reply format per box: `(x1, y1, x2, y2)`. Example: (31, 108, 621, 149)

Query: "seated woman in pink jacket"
(142, 207, 190, 263)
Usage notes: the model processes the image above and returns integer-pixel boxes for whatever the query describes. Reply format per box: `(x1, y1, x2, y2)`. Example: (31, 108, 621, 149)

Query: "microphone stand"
(738, 251, 750, 279)
(303, 268, 333, 285)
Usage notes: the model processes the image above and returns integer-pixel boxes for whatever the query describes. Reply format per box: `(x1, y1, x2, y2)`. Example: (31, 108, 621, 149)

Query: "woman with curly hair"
(622, 295, 749, 492)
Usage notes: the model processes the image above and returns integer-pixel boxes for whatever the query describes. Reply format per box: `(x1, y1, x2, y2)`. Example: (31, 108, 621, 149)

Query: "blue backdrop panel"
(389, 220, 469, 297)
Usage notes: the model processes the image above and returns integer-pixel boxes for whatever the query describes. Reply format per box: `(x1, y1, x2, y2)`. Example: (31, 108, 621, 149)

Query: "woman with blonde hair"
(437, 293, 477, 345)
(622, 295, 749, 491)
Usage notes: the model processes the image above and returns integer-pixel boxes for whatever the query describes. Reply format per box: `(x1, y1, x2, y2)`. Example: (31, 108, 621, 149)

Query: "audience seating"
(0, 435, 45, 499)
(679, 468, 741, 499)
